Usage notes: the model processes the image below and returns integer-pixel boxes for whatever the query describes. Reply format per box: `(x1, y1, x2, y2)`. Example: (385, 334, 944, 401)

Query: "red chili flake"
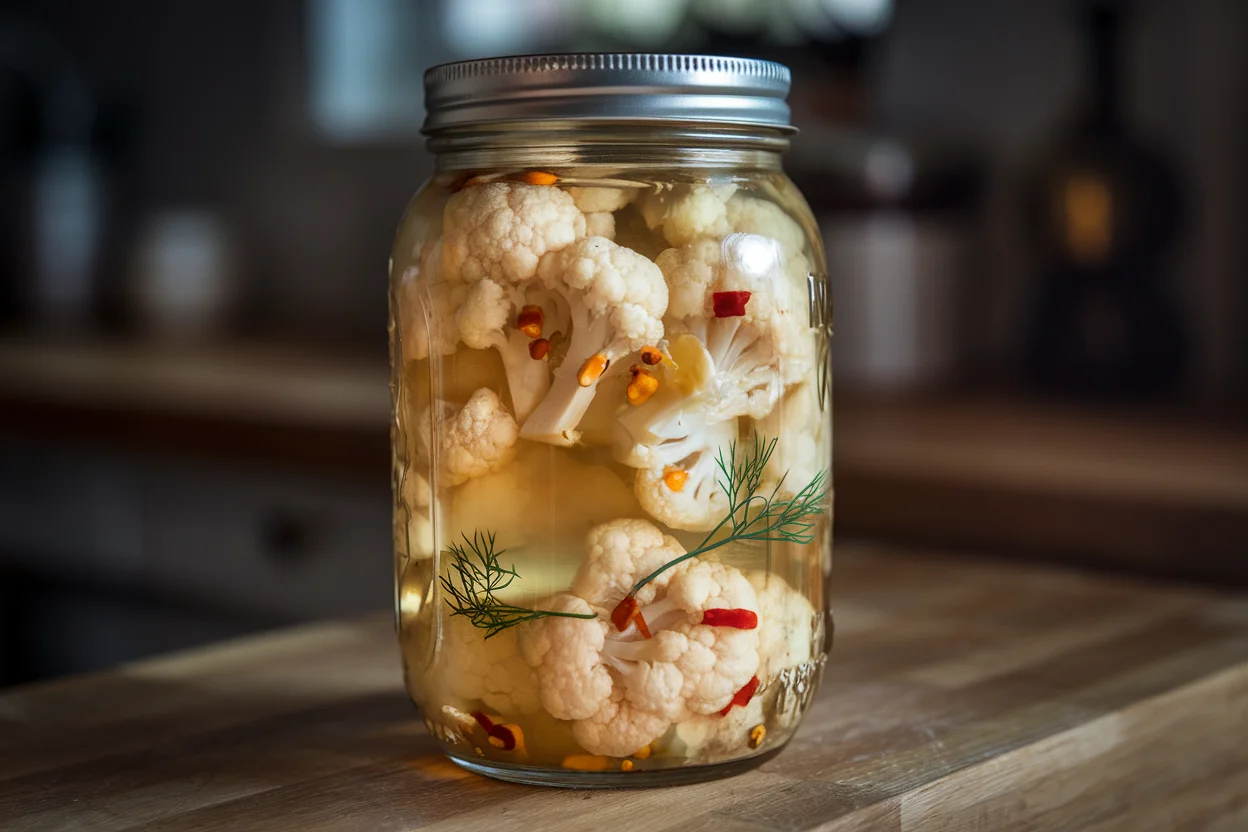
(610, 596, 637, 632)
(719, 675, 761, 716)
(609, 595, 652, 638)
(712, 291, 752, 318)
(701, 608, 759, 629)
(634, 612, 652, 639)
(471, 711, 496, 732)
(528, 338, 551, 360)
(516, 305, 544, 338)
(487, 723, 520, 751)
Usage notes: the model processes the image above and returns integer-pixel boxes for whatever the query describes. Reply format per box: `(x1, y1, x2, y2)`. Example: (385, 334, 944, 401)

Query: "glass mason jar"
(390, 54, 833, 787)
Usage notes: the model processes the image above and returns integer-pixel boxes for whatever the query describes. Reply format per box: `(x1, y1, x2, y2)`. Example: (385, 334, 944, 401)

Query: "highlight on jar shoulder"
(390, 53, 832, 787)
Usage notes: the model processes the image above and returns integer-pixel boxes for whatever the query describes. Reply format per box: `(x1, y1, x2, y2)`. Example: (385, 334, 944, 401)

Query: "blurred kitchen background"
(1, 0, 1245, 687)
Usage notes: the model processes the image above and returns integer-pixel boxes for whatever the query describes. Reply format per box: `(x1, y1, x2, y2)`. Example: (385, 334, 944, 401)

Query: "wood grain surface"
(3, 543, 1247, 831)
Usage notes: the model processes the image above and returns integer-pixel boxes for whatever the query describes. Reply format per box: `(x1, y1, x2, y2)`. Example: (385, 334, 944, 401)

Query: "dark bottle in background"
(1021, 0, 1187, 398)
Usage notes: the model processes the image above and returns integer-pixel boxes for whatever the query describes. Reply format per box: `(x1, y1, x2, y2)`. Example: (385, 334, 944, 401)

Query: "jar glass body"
(389, 131, 832, 787)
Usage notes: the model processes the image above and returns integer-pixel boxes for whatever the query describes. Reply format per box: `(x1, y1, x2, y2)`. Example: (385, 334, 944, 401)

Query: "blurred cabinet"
(0, 436, 392, 682)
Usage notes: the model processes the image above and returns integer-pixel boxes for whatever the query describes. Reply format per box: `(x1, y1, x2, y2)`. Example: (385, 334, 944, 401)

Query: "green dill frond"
(440, 531, 597, 639)
(631, 433, 831, 593)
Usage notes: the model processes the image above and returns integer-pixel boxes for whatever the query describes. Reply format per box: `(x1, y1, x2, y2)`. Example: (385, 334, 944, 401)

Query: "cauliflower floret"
(398, 469, 434, 558)
(646, 560, 761, 714)
(441, 181, 586, 285)
(667, 572, 815, 762)
(572, 518, 686, 607)
(668, 696, 764, 763)
(568, 186, 636, 214)
(629, 414, 736, 532)
(519, 520, 761, 757)
(518, 594, 613, 721)
(638, 183, 737, 247)
(455, 277, 552, 421)
(583, 211, 615, 240)
(756, 382, 827, 500)
(614, 334, 735, 531)
(419, 388, 519, 487)
(725, 195, 808, 259)
(396, 242, 463, 363)
(658, 231, 814, 410)
(520, 237, 668, 446)
(749, 572, 815, 682)
(573, 688, 673, 758)
(434, 614, 542, 716)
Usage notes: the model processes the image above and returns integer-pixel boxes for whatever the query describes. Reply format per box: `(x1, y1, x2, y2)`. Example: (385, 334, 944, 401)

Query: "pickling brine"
(391, 54, 832, 787)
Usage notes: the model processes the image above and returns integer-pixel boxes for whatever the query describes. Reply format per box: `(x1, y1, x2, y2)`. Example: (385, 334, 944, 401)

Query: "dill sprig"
(443, 434, 829, 637)
(439, 531, 596, 639)
(630, 434, 830, 593)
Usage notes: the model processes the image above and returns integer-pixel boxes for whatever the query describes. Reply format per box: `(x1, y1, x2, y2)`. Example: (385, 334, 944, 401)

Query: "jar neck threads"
(427, 122, 789, 172)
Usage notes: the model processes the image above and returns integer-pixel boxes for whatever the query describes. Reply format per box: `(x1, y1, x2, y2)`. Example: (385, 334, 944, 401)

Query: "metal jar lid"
(422, 53, 793, 134)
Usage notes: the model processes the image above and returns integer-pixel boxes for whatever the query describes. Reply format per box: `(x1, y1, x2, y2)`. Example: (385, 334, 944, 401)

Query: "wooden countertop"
(3, 543, 1247, 831)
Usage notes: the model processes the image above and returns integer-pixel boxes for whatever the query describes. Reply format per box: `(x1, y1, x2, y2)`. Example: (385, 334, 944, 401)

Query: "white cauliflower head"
(638, 183, 737, 247)
(519, 521, 761, 757)
(518, 593, 613, 722)
(667, 572, 816, 762)
(398, 469, 434, 558)
(435, 614, 542, 716)
(583, 211, 615, 240)
(396, 243, 464, 364)
(568, 186, 637, 215)
(572, 518, 685, 608)
(437, 182, 590, 422)
(520, 237, 668, 446)
(658, 232, 814, 414)
(613, 334, 736, 531)
(454, 277, 552, 421)
(756, 382, 827, 500)
(725, 194, 809, 260)
(630, 414, 736, 532)
(749, 571, 816, 683)
(441, 182, 586, 285)
(418, 387, 519, 487)
(668, 695, 766, 764)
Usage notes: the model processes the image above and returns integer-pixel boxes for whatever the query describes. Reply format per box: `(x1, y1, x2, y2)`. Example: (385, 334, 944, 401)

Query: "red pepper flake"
(528, 338, 551, 360)
(701, 608, 759, 629)
(516, 305, 544, 338)
(610, 595, 652, 638)
(610, 596, 637, 631)
(712, 291, 752, 318)
(634, 612, 652, 639)
(719, 675, 761, 716)
(487, 723, 523, 751)
(471, 711, 496, 732)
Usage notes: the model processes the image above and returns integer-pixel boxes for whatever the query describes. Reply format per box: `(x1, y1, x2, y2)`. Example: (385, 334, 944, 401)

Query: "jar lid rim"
(423, 53, 793, 134)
